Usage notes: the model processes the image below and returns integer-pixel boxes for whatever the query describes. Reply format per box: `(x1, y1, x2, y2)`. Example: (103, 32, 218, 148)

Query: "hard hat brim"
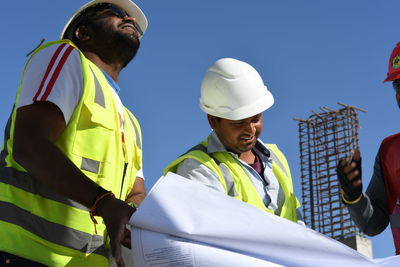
(60, 0, 148, 40)
(200, 87, 275, 120)
(384, 70, 400, 83)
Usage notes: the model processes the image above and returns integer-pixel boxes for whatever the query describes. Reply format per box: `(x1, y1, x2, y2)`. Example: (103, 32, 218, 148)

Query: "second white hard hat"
(200, 58, 274, 120)
(60, 0, 148, 40)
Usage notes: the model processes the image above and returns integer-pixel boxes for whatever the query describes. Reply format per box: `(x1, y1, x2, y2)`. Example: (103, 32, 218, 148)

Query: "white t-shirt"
(17, 43, 144, 179)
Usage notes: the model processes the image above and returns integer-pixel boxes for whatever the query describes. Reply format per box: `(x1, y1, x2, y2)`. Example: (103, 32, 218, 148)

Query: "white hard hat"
(60, 0, 148, 40)
(200, 58, 274, 120)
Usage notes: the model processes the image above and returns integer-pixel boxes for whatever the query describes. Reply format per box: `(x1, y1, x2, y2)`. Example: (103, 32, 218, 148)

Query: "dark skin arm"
(339, 151, 389, 235)
(337, 149, 363, 201)
(339, 150, 362, 186)
(13, 101, 134, 267)
(109, 177, 147, 253)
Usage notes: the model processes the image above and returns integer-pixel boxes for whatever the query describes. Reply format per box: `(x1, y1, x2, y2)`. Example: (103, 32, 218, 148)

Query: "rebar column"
(294, 103, 365, 240)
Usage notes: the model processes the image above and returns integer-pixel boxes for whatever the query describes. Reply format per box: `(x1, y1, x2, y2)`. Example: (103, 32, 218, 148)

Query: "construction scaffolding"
(294, 103, 368, 245)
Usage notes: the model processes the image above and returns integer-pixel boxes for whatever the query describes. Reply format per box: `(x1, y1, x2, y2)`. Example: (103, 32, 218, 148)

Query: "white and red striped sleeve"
(17, 43, 83, 124)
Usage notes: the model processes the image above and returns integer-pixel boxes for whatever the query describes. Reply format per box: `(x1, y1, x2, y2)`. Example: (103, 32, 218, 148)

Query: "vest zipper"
(119, 162, 128, 199)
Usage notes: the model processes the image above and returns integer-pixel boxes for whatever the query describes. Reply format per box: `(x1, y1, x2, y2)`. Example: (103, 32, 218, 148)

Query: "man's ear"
(207, 114, 217, 129)
(75, 25, 91, 41)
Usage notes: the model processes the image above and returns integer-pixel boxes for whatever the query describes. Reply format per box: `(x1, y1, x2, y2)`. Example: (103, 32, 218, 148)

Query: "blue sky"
(1, 0, 398, 259)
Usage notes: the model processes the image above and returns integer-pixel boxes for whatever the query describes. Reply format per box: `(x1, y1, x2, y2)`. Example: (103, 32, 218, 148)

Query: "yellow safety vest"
(0, 40, 142, 266)
(164, 135, 299, 222)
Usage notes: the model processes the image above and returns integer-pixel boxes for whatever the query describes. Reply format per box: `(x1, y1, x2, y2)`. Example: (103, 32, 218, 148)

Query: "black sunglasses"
(68, 3, 143, 37)
(86, 3, 128, 19)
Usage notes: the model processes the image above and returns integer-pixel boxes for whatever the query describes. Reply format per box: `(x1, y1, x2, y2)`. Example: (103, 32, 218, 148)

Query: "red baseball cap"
(384, 42, 400, 83)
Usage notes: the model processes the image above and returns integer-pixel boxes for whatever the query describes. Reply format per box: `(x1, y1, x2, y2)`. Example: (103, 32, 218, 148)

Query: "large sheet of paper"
(129, 172, 399, 267)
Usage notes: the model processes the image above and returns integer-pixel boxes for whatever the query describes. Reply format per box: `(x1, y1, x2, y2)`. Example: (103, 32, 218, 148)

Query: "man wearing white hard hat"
(0, 1, 148, 266)
(165, 58, 303, 224)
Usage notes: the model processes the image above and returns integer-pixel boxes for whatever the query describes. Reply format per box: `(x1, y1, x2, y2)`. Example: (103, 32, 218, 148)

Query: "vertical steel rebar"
(294, 103, 366, 240)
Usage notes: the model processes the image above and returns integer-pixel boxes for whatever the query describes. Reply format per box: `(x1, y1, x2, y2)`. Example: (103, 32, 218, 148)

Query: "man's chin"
(243, 139, 257, 148)
(237, 143, 256, 153)
(119, 38, 140, 67)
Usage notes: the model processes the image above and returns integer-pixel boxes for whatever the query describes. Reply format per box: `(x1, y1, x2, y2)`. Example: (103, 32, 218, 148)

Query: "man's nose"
(243, 122, 256, 134)
(122, 16, 143, 36)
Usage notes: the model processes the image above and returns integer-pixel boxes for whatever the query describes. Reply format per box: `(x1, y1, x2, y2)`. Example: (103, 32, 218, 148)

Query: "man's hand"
(96, 196, 135, 267)
(337, 149, 363, 202)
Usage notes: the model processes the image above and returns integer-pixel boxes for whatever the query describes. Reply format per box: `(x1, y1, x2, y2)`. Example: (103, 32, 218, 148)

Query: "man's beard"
(90, 20, 141, 67)
(107, 32, 140, 67)
(110, 30, 140, 67)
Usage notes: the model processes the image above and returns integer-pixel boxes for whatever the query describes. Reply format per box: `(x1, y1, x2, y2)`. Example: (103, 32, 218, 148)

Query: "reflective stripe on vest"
(90, 67, 106, 108)
(0, 201, 106, 255)
(184, 143, 238, 196)
(0, 40, 143, 266)
(126, 109, 142, 150)
(0, 166, 86, 210)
